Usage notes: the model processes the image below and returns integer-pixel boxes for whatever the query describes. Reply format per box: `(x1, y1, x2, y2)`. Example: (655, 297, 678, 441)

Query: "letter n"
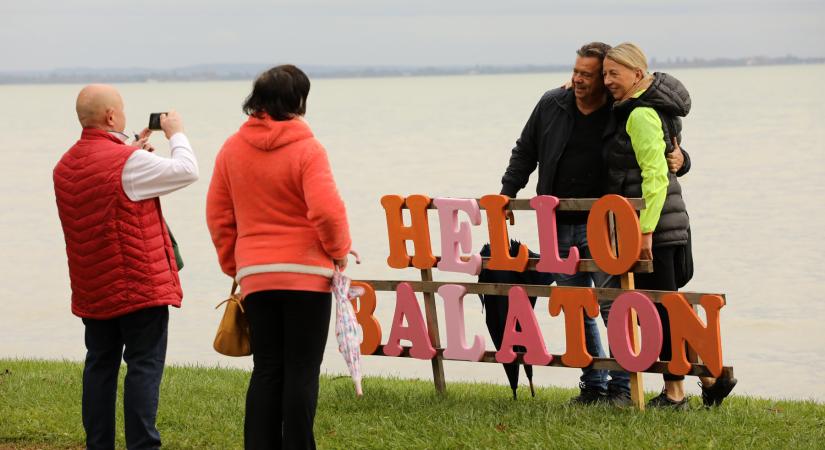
(661, 293, 726, 378)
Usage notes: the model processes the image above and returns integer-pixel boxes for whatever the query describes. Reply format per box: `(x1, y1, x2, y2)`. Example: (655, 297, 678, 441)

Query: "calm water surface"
(1, 65, 823, 401)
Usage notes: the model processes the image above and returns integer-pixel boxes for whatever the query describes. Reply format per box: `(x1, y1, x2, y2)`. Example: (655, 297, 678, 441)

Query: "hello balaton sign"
(352, 194, 733, 409)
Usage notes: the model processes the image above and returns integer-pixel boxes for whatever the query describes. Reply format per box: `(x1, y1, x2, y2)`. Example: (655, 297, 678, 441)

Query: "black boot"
(569, 382, 607, 405)
(700, 377, 737, 407)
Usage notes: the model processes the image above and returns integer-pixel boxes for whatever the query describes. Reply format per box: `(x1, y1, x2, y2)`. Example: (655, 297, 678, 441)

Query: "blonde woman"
(602, 43, 736, 408)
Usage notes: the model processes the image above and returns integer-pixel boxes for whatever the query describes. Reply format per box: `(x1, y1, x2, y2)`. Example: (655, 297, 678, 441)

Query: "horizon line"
(2, 55, 823, 85)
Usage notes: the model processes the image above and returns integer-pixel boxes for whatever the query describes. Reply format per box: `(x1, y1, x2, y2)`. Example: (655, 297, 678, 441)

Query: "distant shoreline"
(2, 56, 823, 85)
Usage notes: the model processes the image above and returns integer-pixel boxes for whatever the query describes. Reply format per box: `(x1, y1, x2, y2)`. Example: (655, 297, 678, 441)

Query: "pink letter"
(383, 282, 437, 360)
(495, 286, 553, 366)
(439, 284, 486, 361)
(434, 197, 482, 275)
(607, 291, 663, 372)
(531, 195, 580, 275)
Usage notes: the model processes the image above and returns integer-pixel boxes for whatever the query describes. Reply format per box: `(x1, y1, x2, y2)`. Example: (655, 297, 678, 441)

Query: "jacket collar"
(552, 88, 576, 113)
(80, 127, 126, 144)
(554, 88, 612, 116)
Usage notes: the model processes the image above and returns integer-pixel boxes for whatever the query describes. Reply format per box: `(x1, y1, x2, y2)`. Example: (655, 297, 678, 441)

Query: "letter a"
(495, 286, 552, 366)
(383, 282, 437, 360)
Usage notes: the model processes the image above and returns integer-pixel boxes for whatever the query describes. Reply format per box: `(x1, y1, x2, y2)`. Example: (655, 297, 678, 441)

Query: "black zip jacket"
(500, 88, 690, 198)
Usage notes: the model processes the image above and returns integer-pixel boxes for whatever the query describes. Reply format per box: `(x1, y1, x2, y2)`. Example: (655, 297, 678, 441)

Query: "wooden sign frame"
(355, 197, 733, 410)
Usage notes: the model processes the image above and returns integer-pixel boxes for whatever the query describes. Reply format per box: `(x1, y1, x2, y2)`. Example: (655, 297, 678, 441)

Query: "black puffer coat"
(605, 72, 691, 247)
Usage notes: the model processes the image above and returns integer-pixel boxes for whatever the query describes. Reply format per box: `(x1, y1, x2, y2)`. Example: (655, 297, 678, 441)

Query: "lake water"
(1, 65, 823, 402)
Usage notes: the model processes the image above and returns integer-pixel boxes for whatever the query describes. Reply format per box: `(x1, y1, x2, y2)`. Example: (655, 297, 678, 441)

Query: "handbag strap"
(214, 281, 244, 312)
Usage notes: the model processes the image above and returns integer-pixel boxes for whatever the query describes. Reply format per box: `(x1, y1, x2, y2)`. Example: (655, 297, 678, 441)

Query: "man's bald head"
(75, 84, 125, 130)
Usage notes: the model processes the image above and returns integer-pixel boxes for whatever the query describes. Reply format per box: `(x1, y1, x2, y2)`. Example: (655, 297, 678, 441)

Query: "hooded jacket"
(605, 72, 691, 246)
(206, 115, 351, 295)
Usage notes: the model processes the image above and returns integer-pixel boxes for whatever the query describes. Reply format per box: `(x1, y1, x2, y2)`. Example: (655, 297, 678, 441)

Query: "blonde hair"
(606, 42, 649, 74)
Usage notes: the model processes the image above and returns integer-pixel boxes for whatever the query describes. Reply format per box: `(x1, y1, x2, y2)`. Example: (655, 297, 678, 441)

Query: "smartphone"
(148, 112, 167, 130)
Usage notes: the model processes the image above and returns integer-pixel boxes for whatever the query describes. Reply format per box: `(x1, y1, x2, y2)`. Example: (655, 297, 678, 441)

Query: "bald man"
(53, 84, 198, 450)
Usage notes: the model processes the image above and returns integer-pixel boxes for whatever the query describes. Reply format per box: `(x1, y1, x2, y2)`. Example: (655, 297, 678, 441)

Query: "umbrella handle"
(349, 249, 362, 264)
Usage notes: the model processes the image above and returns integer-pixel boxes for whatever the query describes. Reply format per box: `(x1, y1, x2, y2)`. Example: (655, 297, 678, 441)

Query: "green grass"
(1, 359, 823, 449)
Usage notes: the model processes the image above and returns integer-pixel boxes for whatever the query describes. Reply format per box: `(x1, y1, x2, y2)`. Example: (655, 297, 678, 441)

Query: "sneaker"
(569, 382, 607, 405)
(606, 387, 633, 407)
(647, 390, 689, 410)
(700, 377, 737, 407)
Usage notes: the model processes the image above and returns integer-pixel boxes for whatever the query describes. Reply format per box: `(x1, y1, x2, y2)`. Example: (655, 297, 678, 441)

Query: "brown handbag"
(213, 281, 251, 356)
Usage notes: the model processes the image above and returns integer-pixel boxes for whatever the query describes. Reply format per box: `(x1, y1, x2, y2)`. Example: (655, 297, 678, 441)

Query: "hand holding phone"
(159, 110, 184, 139)
(148, 112, 167, 130)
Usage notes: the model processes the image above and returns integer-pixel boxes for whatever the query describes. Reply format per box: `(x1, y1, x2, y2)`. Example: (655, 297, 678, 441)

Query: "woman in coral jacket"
(206, 65, 354, 449)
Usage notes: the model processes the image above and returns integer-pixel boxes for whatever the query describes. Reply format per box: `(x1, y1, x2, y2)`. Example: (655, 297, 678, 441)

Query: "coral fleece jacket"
(206, 115, 351, 295)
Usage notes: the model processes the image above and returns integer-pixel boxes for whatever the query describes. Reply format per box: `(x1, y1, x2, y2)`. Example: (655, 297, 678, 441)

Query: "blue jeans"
(82, 306, 168, 450)
(553, 223, 630, 394)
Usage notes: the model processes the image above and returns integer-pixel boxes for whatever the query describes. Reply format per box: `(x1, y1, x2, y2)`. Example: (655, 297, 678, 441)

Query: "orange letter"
(380, 194, 436, 269)
(350, 281, 382, 355)
(661, 293, 726, 378)
(548, 287, 600, 367)
(586, 195, 642, 275)
(479, 194, 528, 271)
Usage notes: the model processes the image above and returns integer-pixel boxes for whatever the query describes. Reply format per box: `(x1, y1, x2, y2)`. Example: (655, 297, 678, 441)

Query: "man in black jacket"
(499, 42, 689, 406)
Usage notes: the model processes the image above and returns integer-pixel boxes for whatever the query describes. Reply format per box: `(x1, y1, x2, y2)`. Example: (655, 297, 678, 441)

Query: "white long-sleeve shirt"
(121, 133, 199, 201)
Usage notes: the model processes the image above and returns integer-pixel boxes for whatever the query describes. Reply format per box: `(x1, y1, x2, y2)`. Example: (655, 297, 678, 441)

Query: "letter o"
(586, 195, 642, 275)
(607, 291, 663, 372)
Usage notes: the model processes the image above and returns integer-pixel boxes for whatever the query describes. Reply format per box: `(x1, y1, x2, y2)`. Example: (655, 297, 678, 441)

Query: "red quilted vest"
(53, 128, 182, 319)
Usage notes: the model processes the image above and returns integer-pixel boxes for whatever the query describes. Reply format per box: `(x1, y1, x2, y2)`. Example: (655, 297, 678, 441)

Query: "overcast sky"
(1, 0, 823, 72)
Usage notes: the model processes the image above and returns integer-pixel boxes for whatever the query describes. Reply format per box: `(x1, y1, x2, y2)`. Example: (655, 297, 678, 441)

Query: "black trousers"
(82, 306, 169, 450)
(243, 290, 332, 450)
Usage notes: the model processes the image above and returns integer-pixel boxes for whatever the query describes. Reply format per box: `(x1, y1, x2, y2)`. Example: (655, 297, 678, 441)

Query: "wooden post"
(420, 268, 447, 394)
(610, 211, 645, 410)
(621, 272, 645, 410)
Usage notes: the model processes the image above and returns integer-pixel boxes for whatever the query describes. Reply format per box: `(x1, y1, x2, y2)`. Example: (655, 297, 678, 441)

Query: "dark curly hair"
(242, 64, 310, 121)
(576, 42, 612, 63)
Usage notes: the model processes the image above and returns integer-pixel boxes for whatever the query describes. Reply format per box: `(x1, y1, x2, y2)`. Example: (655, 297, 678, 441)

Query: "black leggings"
(243, 290, 332, 450)
(633, 245, 685, 382)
